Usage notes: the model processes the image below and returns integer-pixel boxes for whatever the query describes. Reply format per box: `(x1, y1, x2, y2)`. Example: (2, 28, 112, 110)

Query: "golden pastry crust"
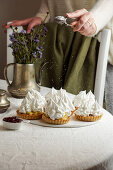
(75, 114, 103, 122)
(71, 109, 76, 116)
(75, 107, 78, 110)
(42, 114, 70, 125)
(17, 110, 43, 120)
(70, 107, 78, 116)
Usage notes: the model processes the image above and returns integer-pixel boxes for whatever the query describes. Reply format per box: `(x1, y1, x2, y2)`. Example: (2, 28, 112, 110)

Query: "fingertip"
(66, 13, 70, 18)
(5, 25, 8, 28)
(11, 23, 15, 26)
(27, 30, 31, 34)
(2, 24, 7, 28)
(70, 23, 74, 26)
(70, 25, 74, 29)
(70, 21, 78, 27)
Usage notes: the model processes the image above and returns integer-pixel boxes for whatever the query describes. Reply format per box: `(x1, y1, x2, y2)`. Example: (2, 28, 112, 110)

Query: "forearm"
(36, 0, 50, 22)
(90, 0, 113, 33)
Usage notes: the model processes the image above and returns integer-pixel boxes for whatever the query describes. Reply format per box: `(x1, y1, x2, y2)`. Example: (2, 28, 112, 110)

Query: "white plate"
(30, 113, 105, 128)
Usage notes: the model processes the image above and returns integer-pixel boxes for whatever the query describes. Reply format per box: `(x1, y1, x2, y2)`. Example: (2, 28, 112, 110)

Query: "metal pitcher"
(0, 89, 10, 113)
(4, 62, 47, 98)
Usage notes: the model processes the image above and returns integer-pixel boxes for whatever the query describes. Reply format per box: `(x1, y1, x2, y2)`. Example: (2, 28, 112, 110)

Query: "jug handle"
(4, 63, 15, 86)
(38, 62, 49, 86)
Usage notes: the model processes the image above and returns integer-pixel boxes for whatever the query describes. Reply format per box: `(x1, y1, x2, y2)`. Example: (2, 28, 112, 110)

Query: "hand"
(66, 9, 97, 36)
(2, 17, 42, 34)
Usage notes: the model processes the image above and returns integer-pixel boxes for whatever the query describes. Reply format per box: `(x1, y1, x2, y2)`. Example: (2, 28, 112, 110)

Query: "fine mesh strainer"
(54, 16, 77, 26)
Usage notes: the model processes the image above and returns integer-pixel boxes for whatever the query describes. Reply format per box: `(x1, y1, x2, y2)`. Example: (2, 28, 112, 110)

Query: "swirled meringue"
(19, 89, 46, 113)
(73, 90, 102, 116)
(75, 100, 102, 116)
(45, 88, 75, 120)
(73, 91, 87, 107)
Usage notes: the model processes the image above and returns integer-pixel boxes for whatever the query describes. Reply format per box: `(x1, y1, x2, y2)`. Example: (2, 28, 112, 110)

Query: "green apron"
(35, 23, 99, 95)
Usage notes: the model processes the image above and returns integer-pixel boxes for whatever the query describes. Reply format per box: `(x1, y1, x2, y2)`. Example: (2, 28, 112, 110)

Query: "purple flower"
(39, 46, 43, 49)
(35, 39, 40, 43)
(44, 26, 48, 32)
(9, 34, 15, 42)
(36, 47, 40, 51)
(14, 47, 18, 52)
(9, 24, 47, 64)
(17, 41, 20, 44)
(10, 37, 17, 42)
(36, 46, 43, 56)
(9, 34, 14, 38)
(12, 32, 16, 35)
(21, 42, 25, 45)
(38, 51, 42, 58)
(21, 30, 26, 34)
(9, 34, 18, 43)
(32, 52, 37, 58)
(8, 43, 12, 47)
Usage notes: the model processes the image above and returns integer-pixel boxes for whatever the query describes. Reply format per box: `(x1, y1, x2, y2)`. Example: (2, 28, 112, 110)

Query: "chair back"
(94, 29, 111, 106)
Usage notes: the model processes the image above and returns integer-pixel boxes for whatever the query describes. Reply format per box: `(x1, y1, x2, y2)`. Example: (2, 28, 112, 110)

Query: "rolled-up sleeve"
(90, 0, 113, 34)
(36, 0, 50, 22)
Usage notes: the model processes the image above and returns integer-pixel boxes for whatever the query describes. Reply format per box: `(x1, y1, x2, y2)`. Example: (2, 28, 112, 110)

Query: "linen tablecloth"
(0, 79, 113, 170)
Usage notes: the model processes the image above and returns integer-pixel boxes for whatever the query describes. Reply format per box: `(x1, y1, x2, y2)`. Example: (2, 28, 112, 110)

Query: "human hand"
(2, 17, 42, 34)
(66, 9, 97, 36)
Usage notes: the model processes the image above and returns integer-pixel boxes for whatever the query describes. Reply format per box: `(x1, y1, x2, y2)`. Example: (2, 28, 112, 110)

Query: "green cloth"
(35, 23, 99, 95)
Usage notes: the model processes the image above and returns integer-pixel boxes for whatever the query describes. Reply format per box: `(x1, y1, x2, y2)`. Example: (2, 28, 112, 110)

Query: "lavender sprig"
(8, 23, 48, 64)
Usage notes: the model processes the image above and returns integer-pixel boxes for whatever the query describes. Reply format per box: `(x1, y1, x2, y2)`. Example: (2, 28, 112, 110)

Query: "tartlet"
(43, 88, 75, 125)
(17, 89, 46, 120)
(42, 113, 70, 125)
(73, 90, 103, 122)
(74, 114, 103, 122)
(74, 100, 103, 122)
(17, 110, 43, 120)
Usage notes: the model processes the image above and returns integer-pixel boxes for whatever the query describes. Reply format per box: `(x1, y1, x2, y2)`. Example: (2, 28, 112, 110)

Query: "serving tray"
(29, 113, 105, 128)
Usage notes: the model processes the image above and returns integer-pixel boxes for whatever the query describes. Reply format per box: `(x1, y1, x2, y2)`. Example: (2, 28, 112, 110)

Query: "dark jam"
(3, 116, 22, 123)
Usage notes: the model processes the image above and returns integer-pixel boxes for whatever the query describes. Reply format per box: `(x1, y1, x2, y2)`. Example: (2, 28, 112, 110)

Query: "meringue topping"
(73, 91, 87, 107)
(19, 89, 46, 113)
(45, 88, 75, 120)
(75, 100, 102, 116)
(73, 90, 102, 116)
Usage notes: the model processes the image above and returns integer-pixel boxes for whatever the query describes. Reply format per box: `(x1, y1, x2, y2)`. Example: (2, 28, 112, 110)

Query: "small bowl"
(3, 116, 23, 130)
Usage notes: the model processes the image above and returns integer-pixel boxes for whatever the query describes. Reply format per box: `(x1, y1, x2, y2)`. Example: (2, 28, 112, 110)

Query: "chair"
(7, 27, 111, 106)
(94, 29, 111, 106)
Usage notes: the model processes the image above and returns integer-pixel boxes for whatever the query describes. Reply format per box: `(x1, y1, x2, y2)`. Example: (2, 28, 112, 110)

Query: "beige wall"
(0, 0, 41, 79)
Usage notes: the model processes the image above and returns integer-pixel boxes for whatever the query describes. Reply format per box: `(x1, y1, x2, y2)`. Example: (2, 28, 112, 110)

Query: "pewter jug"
(4, 63, 47, 98)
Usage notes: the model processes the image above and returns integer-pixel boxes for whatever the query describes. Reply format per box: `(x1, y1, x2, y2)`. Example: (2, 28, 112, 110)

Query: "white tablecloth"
(0, 79, 113, 170)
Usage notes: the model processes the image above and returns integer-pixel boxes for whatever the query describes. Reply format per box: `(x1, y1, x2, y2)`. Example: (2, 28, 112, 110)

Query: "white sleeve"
(90, 0, 113, 34)
(36, 0, 50, 22)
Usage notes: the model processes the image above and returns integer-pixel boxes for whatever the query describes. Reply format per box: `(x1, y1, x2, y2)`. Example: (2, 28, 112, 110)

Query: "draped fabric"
(35, 23, 99, 95)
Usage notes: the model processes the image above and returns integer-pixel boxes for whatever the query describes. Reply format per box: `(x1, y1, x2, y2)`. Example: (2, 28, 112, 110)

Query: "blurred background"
(0, 0, 41, 79)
